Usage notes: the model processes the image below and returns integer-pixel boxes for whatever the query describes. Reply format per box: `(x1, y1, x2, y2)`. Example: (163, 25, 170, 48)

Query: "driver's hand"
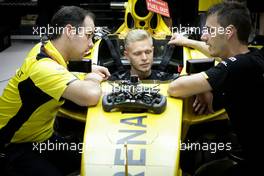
(193, 92, 214, 115)
(91, 65, 111, 80)
(168, 33, 189, 46)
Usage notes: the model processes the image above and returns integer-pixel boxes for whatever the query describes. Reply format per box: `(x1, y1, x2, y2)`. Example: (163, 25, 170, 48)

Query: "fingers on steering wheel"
(194, 102, 202, 112)
(193, 98, 199, 108)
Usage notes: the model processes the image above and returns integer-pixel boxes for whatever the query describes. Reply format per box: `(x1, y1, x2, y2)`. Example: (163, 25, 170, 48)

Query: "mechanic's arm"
(62, 72, 103, 106)
(168, 33, 211, 57)
(193, 92, 214, 115)
(168, 72, 212, 98)
(91, 65, 111, 80)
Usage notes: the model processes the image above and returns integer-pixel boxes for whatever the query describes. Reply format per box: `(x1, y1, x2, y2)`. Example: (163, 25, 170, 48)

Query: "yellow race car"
(58, 0, 228, 175)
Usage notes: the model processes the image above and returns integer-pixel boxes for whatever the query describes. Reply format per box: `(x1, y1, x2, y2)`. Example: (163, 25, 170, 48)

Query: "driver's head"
(124, 29, 154, 78)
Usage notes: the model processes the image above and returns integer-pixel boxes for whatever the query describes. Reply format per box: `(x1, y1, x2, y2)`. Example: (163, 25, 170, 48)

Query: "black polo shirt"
(204, 48, 264, 162)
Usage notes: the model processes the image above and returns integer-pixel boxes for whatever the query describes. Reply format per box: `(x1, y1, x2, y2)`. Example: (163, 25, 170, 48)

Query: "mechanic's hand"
(168, 33, 189, 46)
(91, 65, 111, 80)
(84, 72, 104, 83)
(193, 92, 214, 115)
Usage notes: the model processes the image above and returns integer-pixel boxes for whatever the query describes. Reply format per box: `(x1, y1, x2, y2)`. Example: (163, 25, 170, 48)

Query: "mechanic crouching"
(0, 6, 110, 176)
(168, 1, 264, 175)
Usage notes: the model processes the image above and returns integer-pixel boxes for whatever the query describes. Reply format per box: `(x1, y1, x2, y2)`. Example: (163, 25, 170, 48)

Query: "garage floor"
(0, 40, 37, 94)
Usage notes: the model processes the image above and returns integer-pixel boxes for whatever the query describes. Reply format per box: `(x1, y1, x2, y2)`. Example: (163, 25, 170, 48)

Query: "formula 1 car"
(58, 0, 228, 175)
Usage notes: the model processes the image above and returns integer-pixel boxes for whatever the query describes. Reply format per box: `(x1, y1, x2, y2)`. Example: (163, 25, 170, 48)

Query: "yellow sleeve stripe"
(201, 72, 209, 79)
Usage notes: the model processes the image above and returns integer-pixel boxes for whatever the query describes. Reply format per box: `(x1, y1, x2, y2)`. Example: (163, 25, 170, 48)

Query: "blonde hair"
(124, 29, 153, 49)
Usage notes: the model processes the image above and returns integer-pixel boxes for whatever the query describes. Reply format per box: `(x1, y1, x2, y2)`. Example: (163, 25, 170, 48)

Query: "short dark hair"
(207, 1, 251, 44)
(49, 6, 95, 40)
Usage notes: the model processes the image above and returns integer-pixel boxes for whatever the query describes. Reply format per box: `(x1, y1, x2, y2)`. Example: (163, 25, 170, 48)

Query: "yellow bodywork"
(82, 83, 183, 176)
(60, 47, 228, 175)
(114, 0, 171, 40)
(198, 0, 222, 12)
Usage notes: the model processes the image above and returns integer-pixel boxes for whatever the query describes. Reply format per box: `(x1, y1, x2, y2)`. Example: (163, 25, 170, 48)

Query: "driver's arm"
(167, 72, 212, 98)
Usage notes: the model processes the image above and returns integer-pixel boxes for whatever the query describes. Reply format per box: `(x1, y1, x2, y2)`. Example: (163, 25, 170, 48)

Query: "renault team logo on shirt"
(228, 57, 237, 62)
(221, 57, 237, 67)
(221, 61, 228, 67)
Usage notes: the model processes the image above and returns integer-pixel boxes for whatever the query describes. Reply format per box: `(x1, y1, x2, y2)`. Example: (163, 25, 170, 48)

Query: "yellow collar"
(43, 40, 68, 68)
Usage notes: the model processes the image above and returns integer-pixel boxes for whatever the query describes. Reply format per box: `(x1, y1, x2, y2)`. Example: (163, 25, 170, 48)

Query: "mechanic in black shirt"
(168, 1, 264, 175)
(109, 29, 178, 81)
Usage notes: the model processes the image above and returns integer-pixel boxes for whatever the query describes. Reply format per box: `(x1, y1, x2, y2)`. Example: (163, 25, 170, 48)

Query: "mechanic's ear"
(65, 24, 74, 39)
(225, 25, 236, 40)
